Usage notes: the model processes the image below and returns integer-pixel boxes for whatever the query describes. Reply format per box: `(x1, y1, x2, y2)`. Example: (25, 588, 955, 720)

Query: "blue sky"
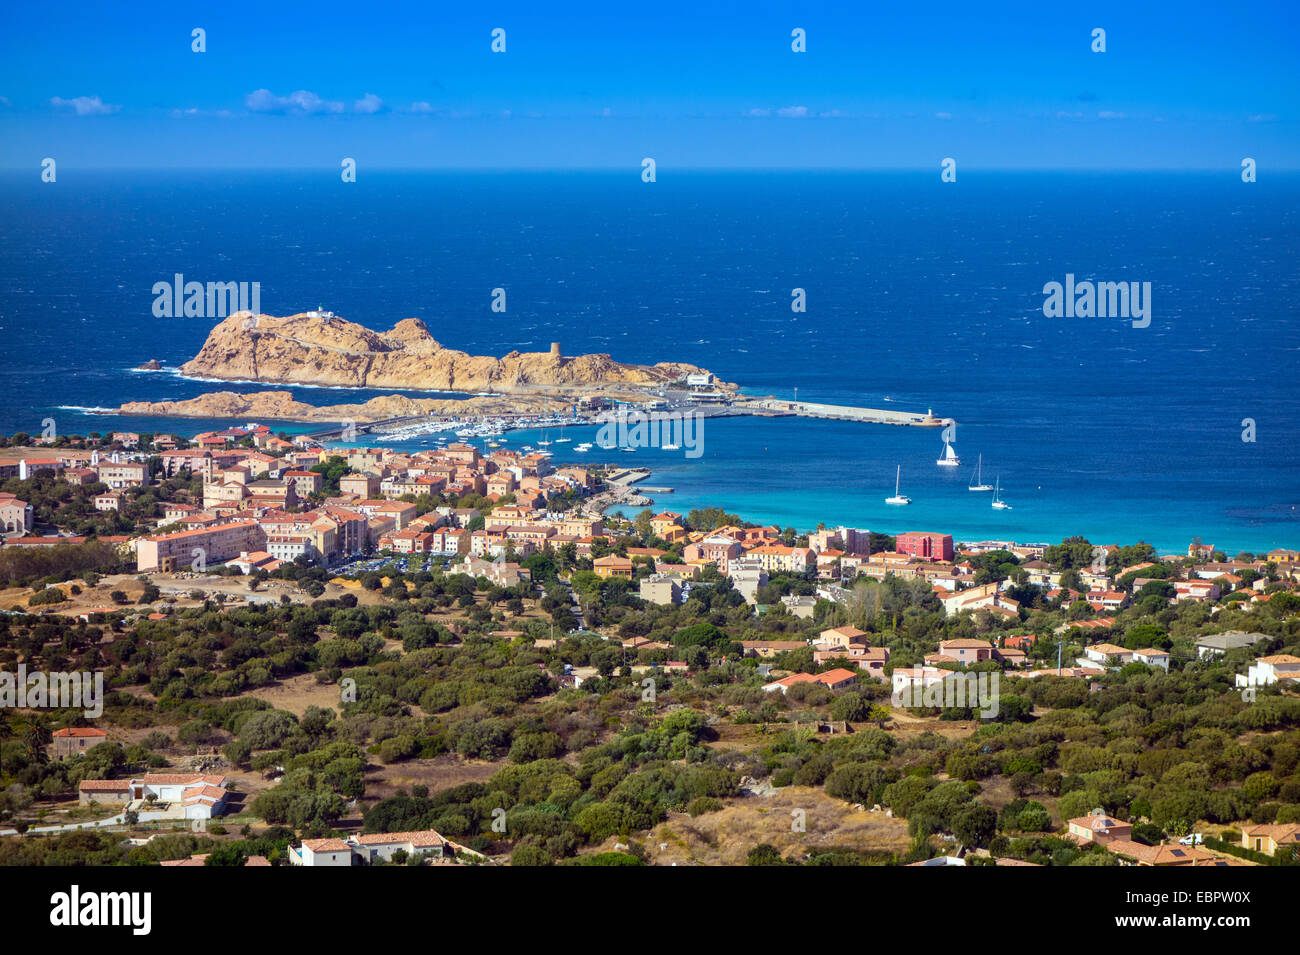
(0, 0, 1296, 169)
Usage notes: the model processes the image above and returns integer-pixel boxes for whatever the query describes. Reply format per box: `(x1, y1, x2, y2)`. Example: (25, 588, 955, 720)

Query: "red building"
(896, 531, 954, 562)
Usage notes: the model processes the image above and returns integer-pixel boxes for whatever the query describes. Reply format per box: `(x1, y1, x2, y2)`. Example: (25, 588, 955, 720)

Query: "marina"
(302, 395, 952, 445)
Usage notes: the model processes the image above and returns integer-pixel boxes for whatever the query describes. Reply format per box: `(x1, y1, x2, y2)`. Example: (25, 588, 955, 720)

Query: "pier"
(604, 467, 651, 486)
(731, 398, 950, 427)
(302, 417, 407, 441)
(300, 395, 949, 445)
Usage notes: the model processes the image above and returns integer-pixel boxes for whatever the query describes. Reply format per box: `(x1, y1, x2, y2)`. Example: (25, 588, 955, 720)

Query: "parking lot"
(331, 553, 456, 577)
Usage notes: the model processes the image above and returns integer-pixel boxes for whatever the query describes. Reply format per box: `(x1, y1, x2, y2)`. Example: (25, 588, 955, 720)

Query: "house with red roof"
(51, 726, 108, 759)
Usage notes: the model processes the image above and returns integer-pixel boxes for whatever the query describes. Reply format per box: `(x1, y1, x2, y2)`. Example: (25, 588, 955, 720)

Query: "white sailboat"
(969, 454, 994, 492)
(937, 437, 960, 467)
(991, 476, 1012, 509)
(886, 465, 911, 505)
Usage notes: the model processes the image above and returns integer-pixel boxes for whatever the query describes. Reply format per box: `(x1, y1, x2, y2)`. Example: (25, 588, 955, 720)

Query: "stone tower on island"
(550, 342, 562, 360)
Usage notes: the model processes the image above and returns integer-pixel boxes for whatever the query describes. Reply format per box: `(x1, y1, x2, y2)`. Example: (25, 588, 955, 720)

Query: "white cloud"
(934, 111, 953, 120)
(50, 95, 120, 116)
(169, 107, 234, 119)
(245, 89, 344, 115)
(1098, 110, 1127, 119)
(353, 93, 385, 114)
(409, 101, 436, 113)
(747, 106, 811, 118)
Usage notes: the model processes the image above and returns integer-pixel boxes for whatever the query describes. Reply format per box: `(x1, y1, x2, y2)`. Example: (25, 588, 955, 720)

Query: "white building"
(289, 838, 354, 867)
(1131, 648, 1170, 671)
(1236, 654, 1300, 689)
(890, 665, 947, 700)
(729, 557, 767, 605)
(77, 773, 229, 820)
(288, 829, 477, 866)
(350, 830, 450, 864)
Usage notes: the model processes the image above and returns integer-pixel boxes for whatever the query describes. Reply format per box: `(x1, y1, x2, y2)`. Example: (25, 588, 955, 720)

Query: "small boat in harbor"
(886, 465, 911, 505)
(937, 437, 960, 467)
(992, 476, 1012, 509)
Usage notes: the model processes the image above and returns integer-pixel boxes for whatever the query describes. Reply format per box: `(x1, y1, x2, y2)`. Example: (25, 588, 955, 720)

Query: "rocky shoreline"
(114, 390, 574, 422)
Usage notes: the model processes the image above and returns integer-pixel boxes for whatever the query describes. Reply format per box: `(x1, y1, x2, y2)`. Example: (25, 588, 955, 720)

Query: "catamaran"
(969, 454, 994, 491)
(992, 476, 1012, 509)
(937, 437, 960, 467)
(886, 465, 911, 505)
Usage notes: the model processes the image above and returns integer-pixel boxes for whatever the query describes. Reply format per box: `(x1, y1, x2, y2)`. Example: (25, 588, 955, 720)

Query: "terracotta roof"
(301, 838, 352, 852)
(353, 829, 446, 848)
(141, 773, 227, 787)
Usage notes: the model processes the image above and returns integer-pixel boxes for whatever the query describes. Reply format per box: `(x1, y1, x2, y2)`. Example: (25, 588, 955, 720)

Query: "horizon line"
(1, 165, 1295, 174)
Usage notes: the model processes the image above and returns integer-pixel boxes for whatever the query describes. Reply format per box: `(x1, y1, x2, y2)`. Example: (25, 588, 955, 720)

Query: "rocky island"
(176, 310, 729, 394)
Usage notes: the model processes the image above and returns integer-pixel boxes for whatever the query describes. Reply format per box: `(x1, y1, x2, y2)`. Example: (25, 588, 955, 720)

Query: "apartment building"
(136, 521, 267, 572)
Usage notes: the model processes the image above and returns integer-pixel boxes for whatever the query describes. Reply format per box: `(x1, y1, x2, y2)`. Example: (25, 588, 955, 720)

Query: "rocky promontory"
(115, 390, 572, 423)
(177, 310, 730, 394)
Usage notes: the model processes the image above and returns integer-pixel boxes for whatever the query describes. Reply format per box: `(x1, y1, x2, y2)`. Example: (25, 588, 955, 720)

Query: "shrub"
(510, 844, 554, 866)
(686, 796, 723, 817)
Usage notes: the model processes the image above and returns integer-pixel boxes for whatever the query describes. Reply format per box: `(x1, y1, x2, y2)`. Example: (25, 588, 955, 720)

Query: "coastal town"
(4, 0, 1294, 939)
(0, 420, 1297, 870)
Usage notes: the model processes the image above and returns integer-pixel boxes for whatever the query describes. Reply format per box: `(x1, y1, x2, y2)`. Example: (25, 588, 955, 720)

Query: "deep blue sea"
(0, 170, 1296, 553)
